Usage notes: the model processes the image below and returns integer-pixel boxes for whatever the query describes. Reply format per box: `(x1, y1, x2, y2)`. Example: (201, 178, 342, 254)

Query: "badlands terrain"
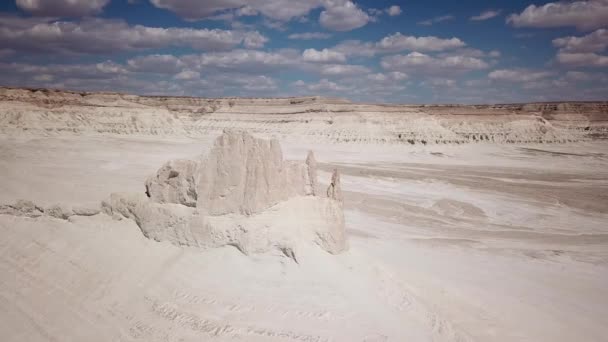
(0, 87, 608, 341)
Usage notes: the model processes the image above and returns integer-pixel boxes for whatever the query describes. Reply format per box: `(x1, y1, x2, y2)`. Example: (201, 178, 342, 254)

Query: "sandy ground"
(1, 135, 608, 341)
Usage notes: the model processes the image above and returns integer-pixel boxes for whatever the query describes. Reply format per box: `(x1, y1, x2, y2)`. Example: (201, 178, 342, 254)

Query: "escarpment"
(1, 87, 606, 144)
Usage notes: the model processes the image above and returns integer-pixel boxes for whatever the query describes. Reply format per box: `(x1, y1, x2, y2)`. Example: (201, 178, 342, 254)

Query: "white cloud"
(553, 29, 608, 53)
(16, 0, 110, 17)
(565, 70, 608, 81)
(318, 64, 370, 76)
(306, 78, 350, 92)
(149, 0, 246, 21)
(470, 10, 501, 21)
(488, 69, 553, 82)
(174, 69, 200, 80)
(386, 5, 402, 16)
(555, 52, 608, 67)
(256, 0, 324, 21)
(381, 52, 489, 74)
(332, 34, 468, 60)
(288, 32, 332, 40)
(127, 54, 185, 73)
(238, 75, 277, 91)
(489, 50, 501, 58)
(0, 16, 268, 54)
(377, 33, 466, 52)
(507, 0, 608, 31)
(417, 15, 454, 26)
(319, 1, 370, 31)
(367, 71, 407, 82)
(242, 31, 269, 48)
(186, 49, 300, 72)
(0, 60, 129, 80)
(149, 0, 323, 22)
(235, 5, 258, 16)
(302, 48, 346, 63)
(333, 40, 377, 57)
(388, 71, 408, 80)
(422, 78, 457, 88)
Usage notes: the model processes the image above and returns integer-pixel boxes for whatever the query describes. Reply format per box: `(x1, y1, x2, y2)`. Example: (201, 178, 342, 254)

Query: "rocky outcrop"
(0, 200, 44, 218)
(103, 130, 348, 257)
(0, 200, 100, 219)
(145, 159, 198, 207)
(195, 131, 311, 215)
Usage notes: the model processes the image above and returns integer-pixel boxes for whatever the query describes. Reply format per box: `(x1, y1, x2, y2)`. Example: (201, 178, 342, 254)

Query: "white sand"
(1, 88, 607, 342)
(1, 133, 607, 341)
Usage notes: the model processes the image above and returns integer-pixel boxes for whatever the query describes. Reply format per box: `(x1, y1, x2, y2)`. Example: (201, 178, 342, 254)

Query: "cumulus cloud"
(127, 55, 185, 74)
(150, 0, 323, 22)
(302, 48, 347, 63)
(381, 52, 489, 74)
(367, 71, 408, 82)
(0, 16, 268, 54)
(489, 50, 501, 58)
(185, 49, 300, 73)
(16, 0, 110, 17)
(470, 10, 501, 21)
(288, 32, 332, 40)
(150, 0, 247, 21)
(417, 15, 454, 26)
(488, 69, 553, 82)
(422, 78, 457, 88)
(565, 70, 607, 81)
(332, 40, 377, 57)
(553, 29, 608, 53)
(331, 33, 468, 60)
(0, 60, 128, 81)
(507, 0, 608, 31)
(319, 1, 370, 31)
(150, 0, 372, 31)
(174, 69, 200, 80)
(555, 52, 608, 67)
(377, 33, 466, 52)
(318, 64, 370, 76)
(303, 78, 351, 92)
(386, 5, 402, 16)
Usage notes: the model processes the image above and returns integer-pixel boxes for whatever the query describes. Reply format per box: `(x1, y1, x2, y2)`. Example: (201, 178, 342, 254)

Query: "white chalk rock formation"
(196, 131, 309, 215)
(145, 159, 198, 207)
(103, 130, 348, 257)
(0, 200, 99, 219)
(0, 200, 44, 218)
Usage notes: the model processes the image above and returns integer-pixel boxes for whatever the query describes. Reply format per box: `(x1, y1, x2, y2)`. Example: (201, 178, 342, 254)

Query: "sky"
(0, 0, 607, 103)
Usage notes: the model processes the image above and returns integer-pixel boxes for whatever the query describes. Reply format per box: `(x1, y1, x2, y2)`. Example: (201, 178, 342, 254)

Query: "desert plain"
(0, 87, 607, 341)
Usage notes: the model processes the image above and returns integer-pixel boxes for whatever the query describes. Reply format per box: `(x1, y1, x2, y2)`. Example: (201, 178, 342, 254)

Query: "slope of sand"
(1, 89, 608, 341)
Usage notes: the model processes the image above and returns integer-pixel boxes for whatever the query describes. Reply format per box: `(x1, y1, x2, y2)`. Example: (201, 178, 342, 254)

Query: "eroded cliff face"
(1, 87, 607, 144)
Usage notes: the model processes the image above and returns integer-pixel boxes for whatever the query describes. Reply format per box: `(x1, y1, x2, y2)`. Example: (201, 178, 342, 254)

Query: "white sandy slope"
(1, 134, 608, 341)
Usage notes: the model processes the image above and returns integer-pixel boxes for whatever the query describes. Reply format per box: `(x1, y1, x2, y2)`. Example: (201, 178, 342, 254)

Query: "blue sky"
(0, 0, 607, 103)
